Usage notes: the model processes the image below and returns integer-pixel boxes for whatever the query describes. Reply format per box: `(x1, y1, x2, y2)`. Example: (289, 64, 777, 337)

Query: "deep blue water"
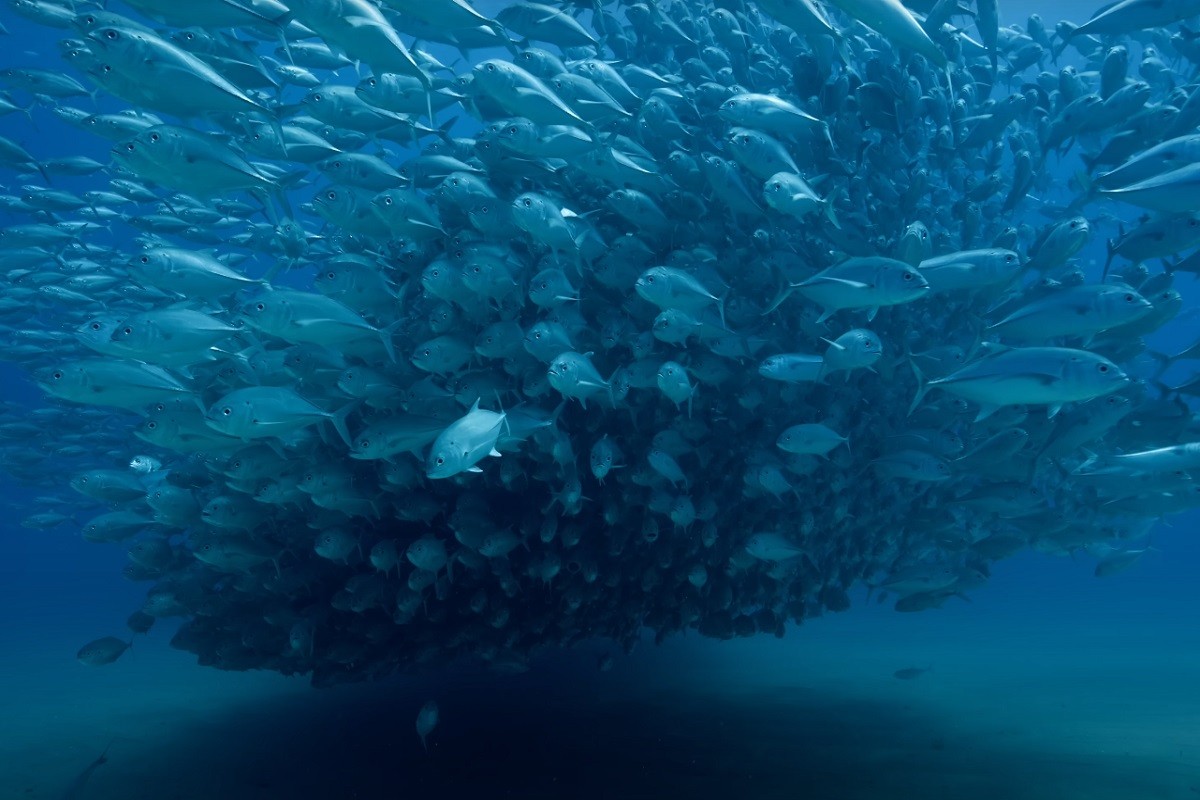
(2, 1, 1199, 798)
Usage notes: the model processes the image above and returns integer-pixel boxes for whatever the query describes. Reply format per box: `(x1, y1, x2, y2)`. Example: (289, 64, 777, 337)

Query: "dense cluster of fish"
(2, 0, 1199, 685)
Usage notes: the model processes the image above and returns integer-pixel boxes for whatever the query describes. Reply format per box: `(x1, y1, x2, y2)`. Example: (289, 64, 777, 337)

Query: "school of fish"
(1, 0, 1199, 684)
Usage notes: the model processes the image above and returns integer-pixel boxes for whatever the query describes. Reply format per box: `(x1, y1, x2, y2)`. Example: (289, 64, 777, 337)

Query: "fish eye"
(125, 143, 134, 151)
(903, 272, 913, 280)
(313, 94, 323, 102)
(326, 271, 335, 279)
(367, 78, 376, 87)
(480, 205, 488, 212)
(222, 407, 231, 415)
(423, 349, 430, 356)
(1069, 220, 1078, 228)
(1125, 294, 1134, 302)
(122, 327, 131, 335)
(105, 30, 118, 39)
(148, 132, 159, 142)
(326, 191, 336, 200)
(383, 197, 392, 205)
(436, 457, 445, 465)
(523, 198, 532, 207)
(147, 421, 156, 429)
(332, 160, 341, 168)
(486, 64, 495, 71)
(139, 255, 149, 263)
(255, 302, 265, 311)
(90, 322, 100, 330)
(1098, 364, 1109, 373)
(52, 371, 62, 379)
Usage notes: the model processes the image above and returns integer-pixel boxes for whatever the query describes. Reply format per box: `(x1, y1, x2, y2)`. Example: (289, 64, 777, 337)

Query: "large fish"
(914, 346, 1130, 420)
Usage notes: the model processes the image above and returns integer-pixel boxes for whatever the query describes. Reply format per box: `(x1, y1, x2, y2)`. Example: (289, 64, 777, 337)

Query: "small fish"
(415, 699, 439, 752)
(128, 455, 162, 474)
(76, 636, 132, 666)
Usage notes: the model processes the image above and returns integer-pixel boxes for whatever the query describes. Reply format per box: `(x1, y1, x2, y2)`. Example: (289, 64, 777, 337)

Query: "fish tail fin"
(1102, 236, 1116, 282)
(330, 401, 358, 449)
(380, 320, 401, 363)
(1145, 349, 1172, 379)
(761, 268, 795, 315)
(823, 194, 842, 229)
(603, 369, 619, 408)
(907, 359, 929, 416)
(500, 34, 522, 58)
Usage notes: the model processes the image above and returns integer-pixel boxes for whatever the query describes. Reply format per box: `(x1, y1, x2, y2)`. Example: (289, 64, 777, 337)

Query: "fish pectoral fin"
(488, 448, 502, 457)
(467, 466, 483, 473)
(292, 317, 340, 327)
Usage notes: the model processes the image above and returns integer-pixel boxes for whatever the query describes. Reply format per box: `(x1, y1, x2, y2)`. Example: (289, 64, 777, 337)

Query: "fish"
(744, 532, 808, 562)
(893, 666, 933, 680)
(205, 387, 355, 448)
(784, 258, 930, 322)
(59, 742, 112, 800)
(426, 399, 507, 478)
(913, 346, 1130, 420)
(76, 636, 132, 666)
(0, 0, 1195, 691)
(415, 699, 439, 752)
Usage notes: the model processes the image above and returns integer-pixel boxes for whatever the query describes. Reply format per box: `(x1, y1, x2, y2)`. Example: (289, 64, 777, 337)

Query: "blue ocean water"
(1, 1, 1199, 798)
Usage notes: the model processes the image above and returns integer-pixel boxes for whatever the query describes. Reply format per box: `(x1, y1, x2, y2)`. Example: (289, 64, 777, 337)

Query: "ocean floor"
(2, 557, 1198, 800)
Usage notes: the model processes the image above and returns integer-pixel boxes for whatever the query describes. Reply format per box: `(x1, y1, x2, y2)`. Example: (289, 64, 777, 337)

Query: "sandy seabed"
(2, 574, 1198, 800)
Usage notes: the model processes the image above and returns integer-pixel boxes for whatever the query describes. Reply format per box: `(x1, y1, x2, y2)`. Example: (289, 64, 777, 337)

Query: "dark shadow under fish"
(893, 666, 934, 680)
